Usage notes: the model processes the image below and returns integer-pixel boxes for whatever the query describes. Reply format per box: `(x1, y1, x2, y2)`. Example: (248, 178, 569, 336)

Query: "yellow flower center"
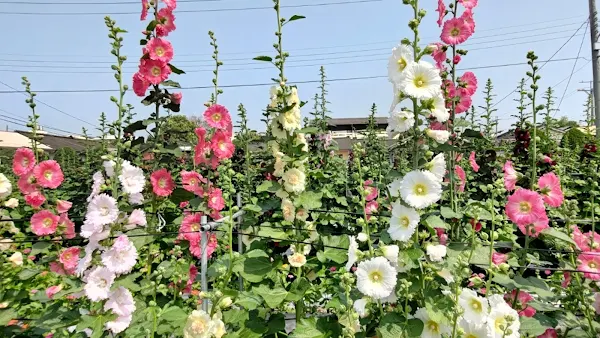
(22, 159, 29, 166)
(212, 113, 222, 122)
(519, 202, 531, 213)
(466, 335, 477, 338)
(413, 76, 425, 88)
(44, 170, 52, 180)
(589, 262, 597, 269)
(288, 174, 299, 185)
(413, 184, 427, 196)
(451, 27, 460, 37)
(397, 58, 407, 71)
(426, 321, 439, 333)
(43, 218, 52, 228)
(158, 178, 166, 188)
(98, 278, 108, 288)
(400, 216, 410, 228)
(191, 223, 200, 231)
(470, 299, 482, 312)
(219, 141, 227, 151)
(191, 319, 207, 333)
(494, 318, 506, 332)
(155, 46, 164, 56)
(189, 179, 197, 185)
(100, 206, 109, 216)
(369, 271, 382, 283)
(151, 66, 161, 77)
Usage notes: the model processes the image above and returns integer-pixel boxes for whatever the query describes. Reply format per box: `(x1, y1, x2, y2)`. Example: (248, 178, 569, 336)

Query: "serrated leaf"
(286, 277, 310, 301)
(113, 272, 142, 292)
(253, 285, 288, 308)
(541, 228, 577, 246)
(241, 251, 273, 283)
(169, 64, 186, 75)
(235, 292, 263, 310)
(440, 206, 461, 219)
(31, 241, 52, 255)
(424, 215, 446, 229)
(294, 191, 322, 210)
(18, 268, 39, 280)
(161, 80, 181, 88)
(289, 318, 324, 338)
(253, 56, 273, 62)
(160, 306, 187, 324)
(519, 316, 548, 336)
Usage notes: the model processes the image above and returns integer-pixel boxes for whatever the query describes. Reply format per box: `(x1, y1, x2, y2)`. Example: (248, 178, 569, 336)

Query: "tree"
(162, 115, 199, 144)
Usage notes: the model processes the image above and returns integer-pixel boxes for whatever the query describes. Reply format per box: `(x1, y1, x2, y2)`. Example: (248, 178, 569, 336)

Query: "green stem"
(485, 191, 496, 298)
(411, 1, 420, 170)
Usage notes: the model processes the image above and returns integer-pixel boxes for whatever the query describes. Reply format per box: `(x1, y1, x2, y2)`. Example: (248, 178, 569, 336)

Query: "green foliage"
(560, 128, 589, 150)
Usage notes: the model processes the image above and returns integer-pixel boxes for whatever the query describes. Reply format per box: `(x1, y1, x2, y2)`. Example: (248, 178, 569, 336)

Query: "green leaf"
(461, 128, 485, 138)
(266, 313, 286, 335)
(286, 277, 310, 301)
(169, 63, 186, 75)
(18, 268, 39, 280)
(424, 215, 447, 229)
(287, 15, 306, 23)
(243, 204, 262, 213)
(258, 226, 288, 240)
(289, 318, 324, 338)
(241, 250, 273, 283)
(440, 206, 461, 219)
(468, 246, 491, 266)
(378, 313, 411, 338)
(235, 292, 263, 310)
(113, 273, 142, 292)
(161, 80, 181, 88)
(124, 120, 147, 134)
(160, 306, 188, 327)
(31, 241, 52, 255)
(170, 188, 195, 205)
(294, 191, 323, 210)
(405, 318, 425, 337)
(127, 228, 155, 250)
(298, 126, 318, 134)
(253, 56, 273, 62)
(512, 275, 554, 298)
(146, 20, 157, 32)
(541, 228, 577, 246)
(256, 180, 281, 193)
(520, 316, 548, 336)
(0, 309, 16, 326)
(321, 235, 349, 264)
(253, 285, 288, 308)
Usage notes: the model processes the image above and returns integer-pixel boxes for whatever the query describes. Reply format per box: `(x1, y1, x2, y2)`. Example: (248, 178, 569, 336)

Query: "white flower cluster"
(0, 173, 12, 200)
(415, 291, 520, 338)
(77, 158, 148, 334)
(183, 310, 226, 338)
(386, 43, 449, 142)
(269, 85, 302, 137)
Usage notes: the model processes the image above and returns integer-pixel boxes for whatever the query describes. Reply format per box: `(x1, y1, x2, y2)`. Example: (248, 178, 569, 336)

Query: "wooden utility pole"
(588, 0, 600, 139)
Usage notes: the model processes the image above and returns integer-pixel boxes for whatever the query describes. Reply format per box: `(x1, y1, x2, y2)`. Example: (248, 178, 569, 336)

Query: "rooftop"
(0, 131, 52, 150)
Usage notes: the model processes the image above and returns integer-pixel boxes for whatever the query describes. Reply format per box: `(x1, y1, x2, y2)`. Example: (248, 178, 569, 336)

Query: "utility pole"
(588, 0, 600, 139)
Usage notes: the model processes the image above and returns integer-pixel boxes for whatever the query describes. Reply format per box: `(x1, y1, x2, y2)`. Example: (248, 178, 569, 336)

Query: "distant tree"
(163, 115, 198, 144)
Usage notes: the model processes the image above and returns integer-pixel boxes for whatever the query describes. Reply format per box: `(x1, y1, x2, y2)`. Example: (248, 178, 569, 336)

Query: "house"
(326, 117, 392, 159)
(0, 131, 52, 150)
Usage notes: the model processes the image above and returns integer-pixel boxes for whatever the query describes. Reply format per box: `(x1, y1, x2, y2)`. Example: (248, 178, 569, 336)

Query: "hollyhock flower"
(126, 209, 147, 229)
(50, 262, 67, 275)
(430, 43, 446, 69)
(204, 104, 232, 130)
(12, 148, 36, 176)
(88, 171, 105, 202)
(346, 236, 359, 270)
(56, 200, 72, 214)
(151, 169, 175, 197)
(281, 198, 295, 222)
(139, 59, 171, 85)
(435, 228, 448, 245)
(459, 288, 489, 323)
(538, 329, 558, 338)
(388, 202, 419, 242)
(9, 252, 23, 266)
(425, 153, 446, 182)
(364, 180, 378, 201)
(454, 88, 473, 114)
(519, 214, 550, 237)
(106, 314, 132, 334)
(31, 210, 59, 236)
(459, 319, 490, 338)
(460, 72, 478, 96)
(45, 285, 63, 299)
(25, 191, 46, 209)
(119, 162, 145, 195)
(453, 54, 461, 64)
(415, 307, 451, 338)
(356, 256, 397, 299)
(381, 245, 399, 265)
(537, 172, 564, 208)
(441, 17, 473, 45)
(282, 168, 306, 194)
(211, 130, 235, 160)
(184, 310, 212, 338)
(146, 37, 174, 63)
(506, 189, 546, 226)
(503, 160, 518, 191)
(455, 165, 467, 192)
(426, 129, 450, 144)
(140, 0, 148, 20)
(103, 160, 115, 177)
(426, 244, 447, 262)
(172, 92, 182, 104)
(59, 247, 80, 272)
(470, 218, 482, 232)
(4, 198, 18, 209)
(180, 213, 202, 244)
(101, 235, 138, 275)
(572, 226, 600, 252)
(84, 267, 115, 301)
(400, 170, 442, 209)
(129, 192, 144, 205)
(0, 238, 12, 252)
(288, 252, 307, 268)
(181, 171, 205, 195)
(461, 8, 476, 32)
(487, 295, 520, 338)
(435, 0, 446, 26)
(183, 265, 198, 294)
(156, 8, 176, 36)
(492, 252, 508, 265)
(387, 44, 414, 84)
(469, 151, 480, 172)
(505, 289, 536, 317)
(33, 160, 64, 189)
(578, 253, 600, 280)
(365, 200, 379, 217)
(353, 298, 369, 318)
(208, 188, 225, 211)
(399, 61, 442, 100)
(562, 272, 572, 288)
(104, 287, 136, 317)
(387, 109, 415, 135)
(594, 293, 600, 314)
(87, 194, 119, 226)
(429, 94, 450, 122)
(458, 0, 478, 9)
(132, 72, 149, 97)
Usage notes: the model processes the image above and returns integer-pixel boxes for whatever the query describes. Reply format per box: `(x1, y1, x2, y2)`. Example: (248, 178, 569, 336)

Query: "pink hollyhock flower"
(163, 0, 177, 10)
(430, 43, 446, 69)
(517, 212, 549, 238)
(455, 88, 472, 114)
(59, 247, 80, 273)
(538, 329, 558, 338)
(210, 130, 235, 160)
(194, 142, 211, 167)
(180, 213, 202, 244)
(181, 170, 205, 195)
(470, 218, 482, 232)
(25, 191, 46, 209)
(146, 38, 174, 63)
(455, 165, 466, 192)
(188, 233, 217, 258)
(365, 200, 378, 220)
(156, 8, 176, 36)
(208, 188, 225, 211)
(458, 0, 478, 9)
(561, 272, 571, 288)
(469, 151, 480, 172)
(127, 209, 147, 229)
(150, 168, 175, 197)
(12, 148, 36, 176)
(578, 253, 600, 280)
(453, 54, 461, 64)
(506, 189, 546, 226)
(209, 209, 222, 221)
(56, 200, 72, 214)
(541, 155, 553, 164)
(59, 214, 75, 239)
(183, 265, 197, 294)
(31, 210, 59, 236)
(460, 72, 478, 96)
(505, 289, 536, 317)
(435, 228, 448, 245)
(33, 160, 64, 189)
(492, 252, 508, 265)
(441, 17, 473, 45)
(204, 104, 232, 130)
(172, 92, 182, 104)
(503, 160, 518, 191)
(538, 172, 564, 208)
(49, 261, 67, 275)
(363, 180, 378, 201)
(132, 72, 149, 97)
(45, 285, 63, 299)
(571, 226, 600, 252)
(460, 8, 476, 33)
(141, 0, 148, 20)
(18, 171, 37, 194)
(179, 201, 189, 208)
(139, 59, 171, 86)
(435, 0, 446, 27)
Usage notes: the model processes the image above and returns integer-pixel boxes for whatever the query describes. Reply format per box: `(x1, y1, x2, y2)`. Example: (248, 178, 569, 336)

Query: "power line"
(0, 109, 87, 136)
(557, 20, 590, 111)
(0, 0, 225, 4)
(0, 57, 585, 94)
(0, 0, 383, 15)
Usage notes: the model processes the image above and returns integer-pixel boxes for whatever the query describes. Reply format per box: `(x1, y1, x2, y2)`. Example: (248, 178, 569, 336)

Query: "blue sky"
(0, 0, 594, 137)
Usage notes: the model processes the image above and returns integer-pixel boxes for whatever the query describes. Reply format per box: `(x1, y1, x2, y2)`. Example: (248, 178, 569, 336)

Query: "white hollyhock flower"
(459, 319, 490, 338)
(288, 252, 307, 268)
(184, 310, 212, 338)
(274, 156, 285, 177)
(426, 153, 446, 182)
(4, 198, 18, 208)
(80, 219, 104, 238)
(9, 252, 23, 266)
(426, 129, 451, 144)
(103, 160, 116, 177)
(355, 256, 397, 300)
(426, 244, 447, 262)
(279, 107, 302, 132)
(88, 171, 105, 202)
(76, 241, 101, 276)
(389, 83, 406, 112)
(282, 168, 306, 194)
(0, 238, 13, 251)
(84, 267, 116, 301)
(101, 235, 138, 275)
(388, 201, 420, 242)
(346, 236, 360, 271)
(357, 233, 368, 242)
(387, 178, 402, 198)
(381, 291, 398, 304)
(429, 94, 449, 122)
(387, 109, 414, 135)
(414, 307, 450, 338)
(128, 192, 145, 205)
(281, 198, 296, 222)
(458, 288, 489, 324)
(0, 173, 12, 200)
(126, 209, 147, 230)
(399, 61, 442, 100)
(86, 194, 119, 226)
(106, 314, 132, 334)
(104, 286, 136, 316)
(119, 163, 145, 195)
(270, 120, 287, 140)
(399, 170, 442, 209)
(210, 315, 226, 338)
(353, 298, 369, 318)
(487, 295, 520, 338)
(388, 44, 414, 84)
(381, 245, 399, 265)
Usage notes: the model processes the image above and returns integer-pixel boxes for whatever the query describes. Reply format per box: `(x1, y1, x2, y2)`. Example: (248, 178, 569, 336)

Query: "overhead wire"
(556, 20, 590, 111)
(0, 109, 88, 136)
